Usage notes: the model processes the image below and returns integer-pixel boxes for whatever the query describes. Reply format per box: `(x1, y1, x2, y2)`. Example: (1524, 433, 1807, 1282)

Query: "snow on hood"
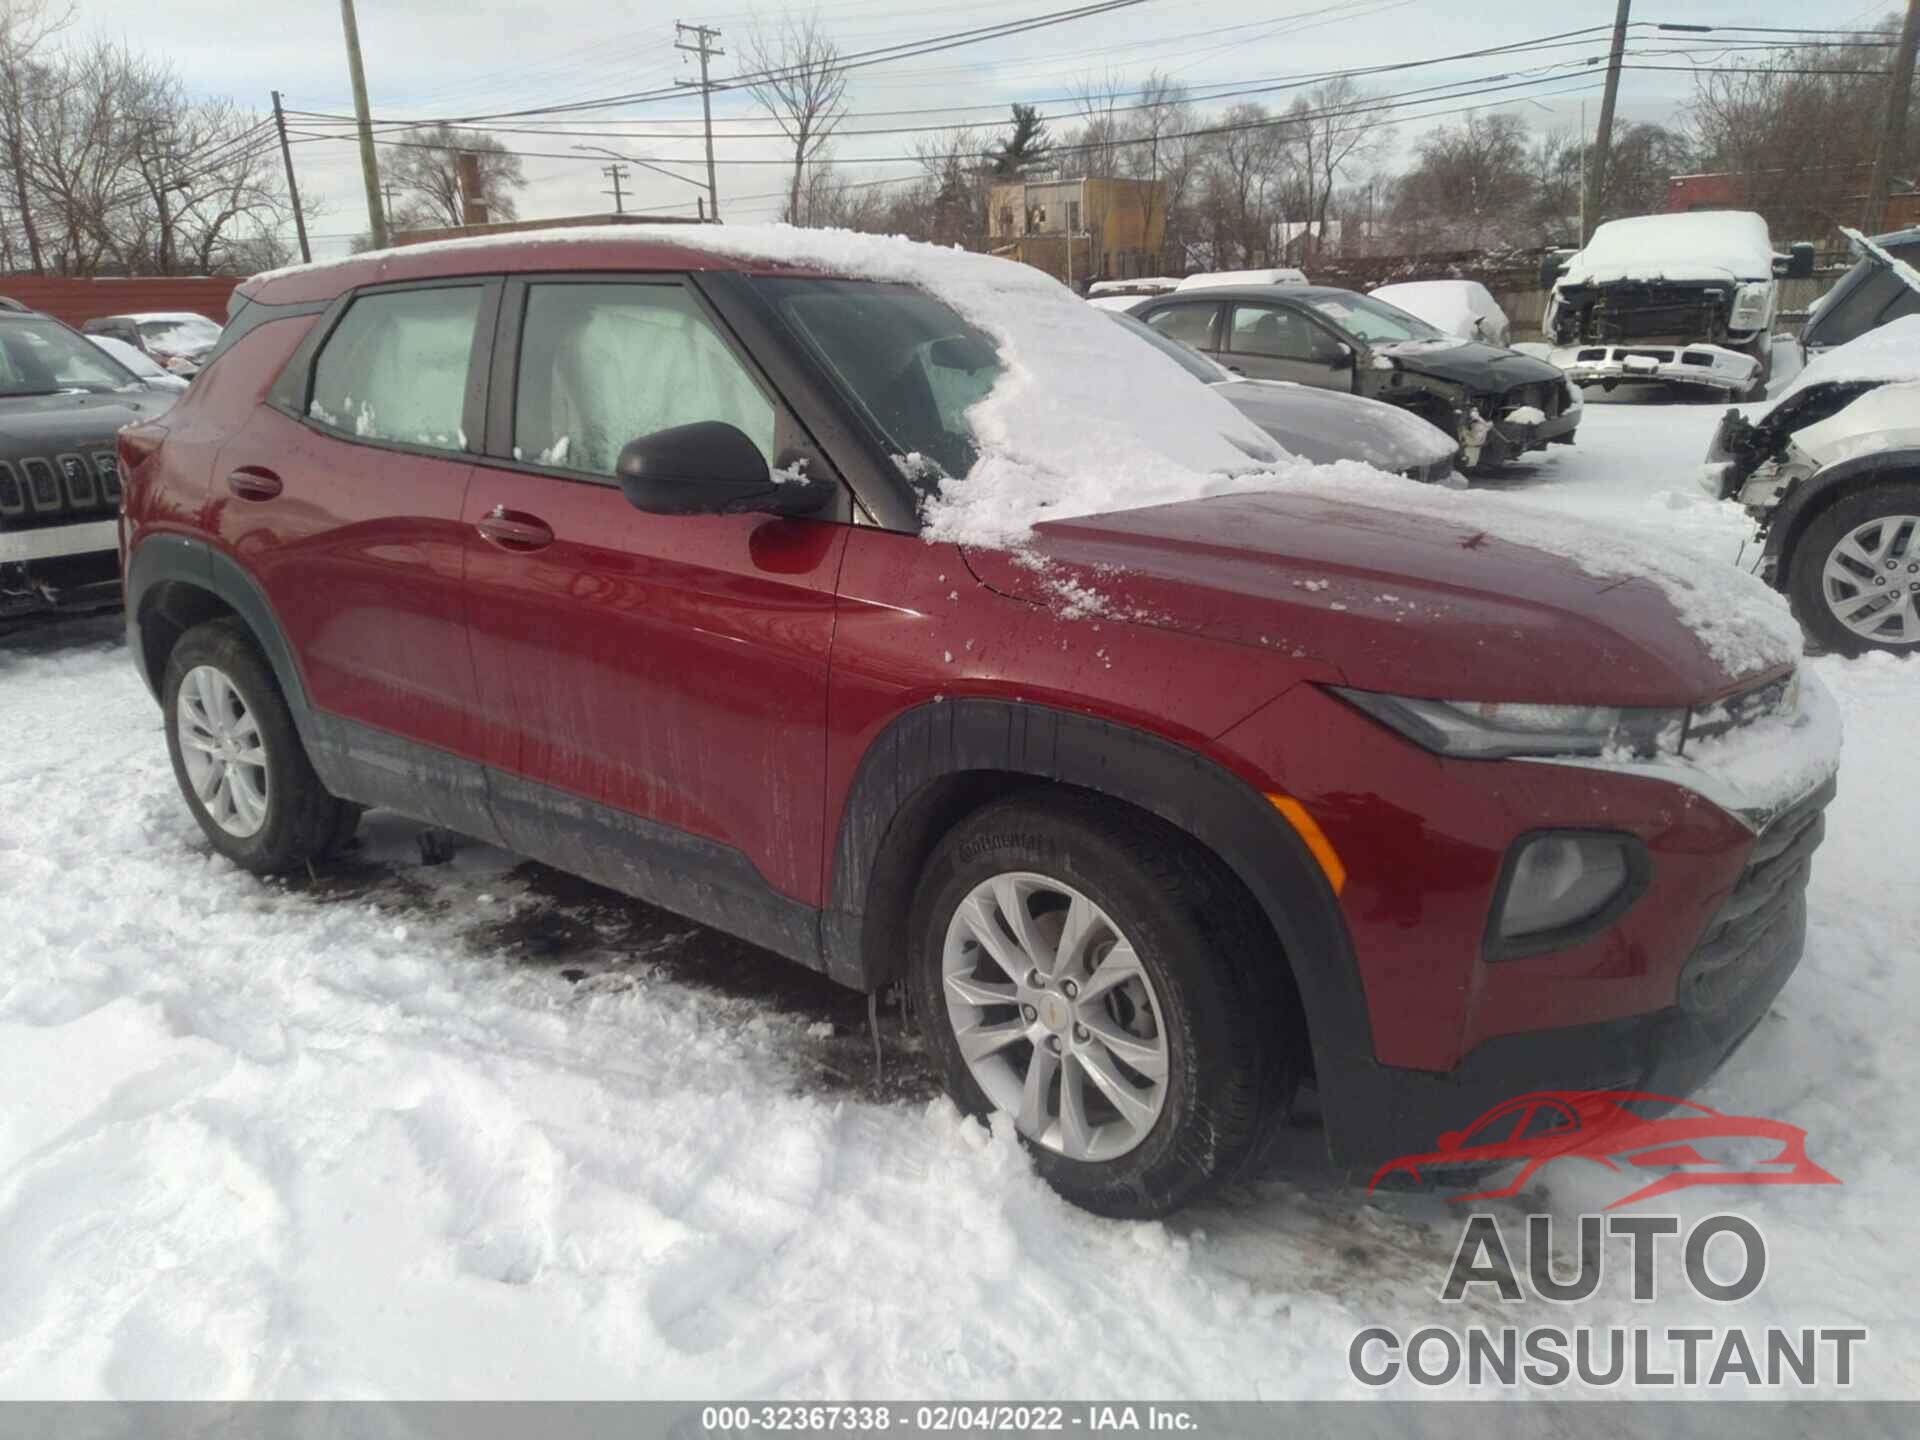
(1559, 211, 1775, 287)
(1267, 466, 1803, 681)
(1791, 379, 1920, 468)
(1777, 313, 1920, 401)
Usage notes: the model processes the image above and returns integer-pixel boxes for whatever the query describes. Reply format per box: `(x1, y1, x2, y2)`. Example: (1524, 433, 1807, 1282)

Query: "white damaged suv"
(1702, 313, 1920, 653)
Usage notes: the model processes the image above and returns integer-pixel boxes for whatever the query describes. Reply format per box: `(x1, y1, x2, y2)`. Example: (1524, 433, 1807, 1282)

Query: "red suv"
(119, 229, 1839, 1217)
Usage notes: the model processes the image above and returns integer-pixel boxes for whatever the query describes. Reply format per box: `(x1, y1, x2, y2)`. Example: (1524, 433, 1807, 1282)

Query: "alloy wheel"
(1821, 513, 1920, 644)
(176, 663, 271, 839)
(941, 871, 1171, 1162)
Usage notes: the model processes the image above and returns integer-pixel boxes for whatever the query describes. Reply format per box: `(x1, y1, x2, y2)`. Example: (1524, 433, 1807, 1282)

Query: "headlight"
(1331, 688, 1685, 759)
(1492, 832, 1647, 953)
(1729, 282, 1772, 330)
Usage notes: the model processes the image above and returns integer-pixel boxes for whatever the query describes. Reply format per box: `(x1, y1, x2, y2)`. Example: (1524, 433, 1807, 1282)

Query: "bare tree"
(1286, 76, 1391, 239)
(742, 13, 848, 225)
(0, 0, 72, 272)
(1125, 71, 1193, 271)
(384, 124, 526, 228)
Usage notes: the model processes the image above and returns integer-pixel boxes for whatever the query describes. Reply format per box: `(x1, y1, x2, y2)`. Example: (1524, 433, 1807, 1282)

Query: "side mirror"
(1328, 342, 1355, 371)
(1538, 252, 1569, 290)
(1779, 242, 1816, 280)
(615, 421, 832, 518)
(1437, 1130, 1464, 1152)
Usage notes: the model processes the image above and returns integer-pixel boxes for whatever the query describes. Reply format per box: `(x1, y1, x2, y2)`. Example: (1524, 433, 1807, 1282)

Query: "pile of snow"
(1369, 280, 1510, 347)
(1777, 313, 1920, 401)
(1174, 267, 1308, 290)
(1559, 211, 1775, 286)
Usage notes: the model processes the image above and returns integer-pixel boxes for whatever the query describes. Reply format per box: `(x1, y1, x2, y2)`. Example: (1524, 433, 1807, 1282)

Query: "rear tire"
(1786, 482, 1920, 656)
(162, 617, 359, 874)
(909, 793, 1301, 1218)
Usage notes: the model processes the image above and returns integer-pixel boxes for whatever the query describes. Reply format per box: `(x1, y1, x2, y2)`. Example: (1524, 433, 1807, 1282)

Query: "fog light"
(1494, 833, 1644, 949)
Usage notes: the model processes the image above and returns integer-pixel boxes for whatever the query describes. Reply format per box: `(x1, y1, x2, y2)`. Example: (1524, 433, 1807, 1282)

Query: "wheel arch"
(1768, 448, 1920, 589)
(822, 698, 1373, 1079)
(126, 535, 313, 730)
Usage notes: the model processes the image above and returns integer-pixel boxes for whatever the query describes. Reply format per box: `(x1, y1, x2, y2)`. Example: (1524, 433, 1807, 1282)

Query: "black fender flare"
(821, 697, 1375, 1079)
(1766, 446, 1920, 584)
(125, 533, 314, 725)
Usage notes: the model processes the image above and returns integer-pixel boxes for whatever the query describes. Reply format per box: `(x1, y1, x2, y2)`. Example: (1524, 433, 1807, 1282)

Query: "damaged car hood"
(1375, 340, 1565, 391)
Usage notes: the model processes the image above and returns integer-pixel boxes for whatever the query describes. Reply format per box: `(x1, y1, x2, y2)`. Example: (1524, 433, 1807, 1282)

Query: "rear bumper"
(1320, 775, 1829, 1167)
(1550, 342, 1759, 393)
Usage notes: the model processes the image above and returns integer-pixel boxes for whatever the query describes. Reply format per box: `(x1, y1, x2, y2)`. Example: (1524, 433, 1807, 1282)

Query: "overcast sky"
(59, 0, 1905, 259)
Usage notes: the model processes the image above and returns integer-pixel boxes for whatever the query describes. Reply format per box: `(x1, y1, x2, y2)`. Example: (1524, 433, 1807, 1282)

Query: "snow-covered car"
(1701, 314, 1920, 653)
(85, 333, 191, 392)
(1369, 280, 1511, 349)
(1798, 225, 1920, 359)
(1174, 266, 1308, 291)
(1545, 211, 1811, 400)
(81, 311, 222, 376)
(1129, 284, 1579, 473)
(1107, 309, 1458, 483)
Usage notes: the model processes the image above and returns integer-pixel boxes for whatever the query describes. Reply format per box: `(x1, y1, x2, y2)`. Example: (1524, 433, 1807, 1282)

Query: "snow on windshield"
(1370, 281, 1505, 343)
(1777, 313, 1920, 401)
(1561, 211, 1775, 286)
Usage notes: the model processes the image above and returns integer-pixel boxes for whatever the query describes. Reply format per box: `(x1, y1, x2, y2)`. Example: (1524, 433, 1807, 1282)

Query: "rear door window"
(308, 286, 484, 453)
(1142, 302, 1221, 352)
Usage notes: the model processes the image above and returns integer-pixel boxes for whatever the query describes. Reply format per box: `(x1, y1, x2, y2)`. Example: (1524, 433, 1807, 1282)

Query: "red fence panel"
(0, 275, 243, 329)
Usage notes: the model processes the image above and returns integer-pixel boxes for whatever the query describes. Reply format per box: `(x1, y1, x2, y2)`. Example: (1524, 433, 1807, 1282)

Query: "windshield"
(759, 277, 1003, 483)
(0, 318, 141, 395)
(137, 316, 221, 354)
(1299, 291, 1449, 345)
(1105, 310, 1229, 384)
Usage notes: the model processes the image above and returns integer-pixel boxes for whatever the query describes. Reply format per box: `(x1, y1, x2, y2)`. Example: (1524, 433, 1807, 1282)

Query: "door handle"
(476, 507, 555, 552)
(1225, 364, 1245, 374)
(226, 466, 283, 500)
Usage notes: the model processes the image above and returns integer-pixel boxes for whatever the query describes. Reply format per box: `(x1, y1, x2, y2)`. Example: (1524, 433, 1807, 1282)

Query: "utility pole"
(674, 21, 723, 222)
(271, 90, 311, 264)
(339, 0, 388, 249)
(1863, 0, 1920, 232)
(602, 162, 630, 214)
(1581, 0, 1632, 245)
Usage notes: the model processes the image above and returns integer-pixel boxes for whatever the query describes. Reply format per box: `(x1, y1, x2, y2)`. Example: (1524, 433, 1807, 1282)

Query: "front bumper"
(1478, 407, 1579, 467)
(1323, 775, 1830, 1166)
(1551, 342, 1759, 393)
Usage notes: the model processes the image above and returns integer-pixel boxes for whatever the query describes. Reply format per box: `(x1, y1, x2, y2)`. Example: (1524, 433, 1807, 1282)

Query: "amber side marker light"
(1266, 793, 1346, 896)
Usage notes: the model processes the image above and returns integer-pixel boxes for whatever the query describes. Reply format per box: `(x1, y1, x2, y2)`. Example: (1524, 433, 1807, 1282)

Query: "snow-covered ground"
(2, 393, 1916, 1400)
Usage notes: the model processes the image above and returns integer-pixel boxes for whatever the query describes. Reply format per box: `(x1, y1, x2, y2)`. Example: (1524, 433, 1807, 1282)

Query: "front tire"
(1787, 482, 1920, 655)
(909, 794, 1300, 1218)
(162, 618, 358, 873)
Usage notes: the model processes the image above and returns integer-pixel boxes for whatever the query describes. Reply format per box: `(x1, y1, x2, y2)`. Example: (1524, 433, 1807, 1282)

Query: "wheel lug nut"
(1072, 1022, 1089, 1043)
(1877, 577, 1888, 585)
(1021, 1004, 1038, 1022)
(1027, 970, 1045, 988)
(1061, 979, 1078, 998)
(1046, 1035, 1062, 1054)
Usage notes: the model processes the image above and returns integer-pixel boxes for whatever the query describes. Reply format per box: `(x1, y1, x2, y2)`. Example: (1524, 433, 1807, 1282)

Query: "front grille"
(0, 450, 122, 532)
(1677, 778, 1832, 1017)
(1687, 673, 1794, 748)
(1500, 381, 1561, 419)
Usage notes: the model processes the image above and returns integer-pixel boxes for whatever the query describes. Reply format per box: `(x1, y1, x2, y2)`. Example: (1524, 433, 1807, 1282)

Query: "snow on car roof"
(1368, 281, 1505, 341)
(124, 311, 221, 326)
(1559, 211, 1775, 286)
(1087, 277, 1179, 295)
(1777, 313, 1920, 401)
(1175, 267, 1309, 290)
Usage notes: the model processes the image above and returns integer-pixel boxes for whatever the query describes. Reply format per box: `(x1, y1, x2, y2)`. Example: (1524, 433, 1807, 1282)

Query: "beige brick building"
(987, 177, 1167, 287)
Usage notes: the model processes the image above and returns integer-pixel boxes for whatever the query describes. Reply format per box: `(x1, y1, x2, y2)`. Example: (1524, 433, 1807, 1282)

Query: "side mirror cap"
(1329, 343, 1355, 371)
(1437, 1130, 1464, 1151)
(1538, 252, 1570, 290)
(1781, 241, 1816, 280)
(615, 421, 833, 518)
